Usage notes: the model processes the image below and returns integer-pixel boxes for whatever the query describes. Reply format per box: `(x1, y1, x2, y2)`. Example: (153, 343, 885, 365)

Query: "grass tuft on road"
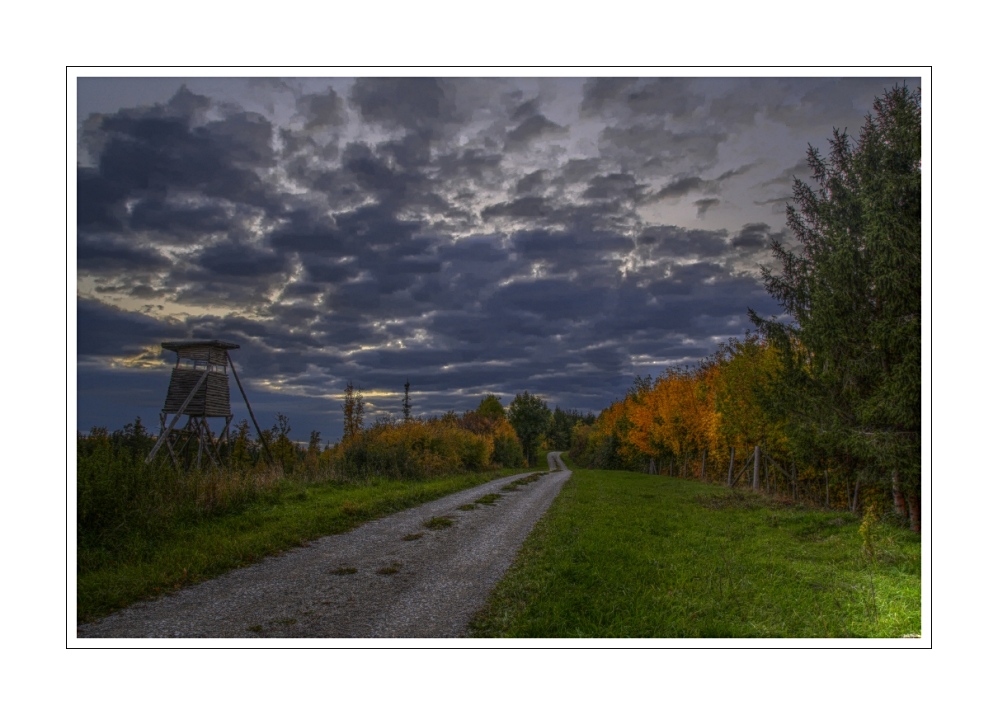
(469, 467, 920, 638)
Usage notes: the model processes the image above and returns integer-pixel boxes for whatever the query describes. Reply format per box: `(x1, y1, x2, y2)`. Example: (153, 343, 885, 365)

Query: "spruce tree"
(750, 85, 921, 528)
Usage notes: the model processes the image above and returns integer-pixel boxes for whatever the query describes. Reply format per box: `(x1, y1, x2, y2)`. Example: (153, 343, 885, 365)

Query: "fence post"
(700, 449, 707, 482)
(727, 447, 735, 487)
(752, 445, 760, 491)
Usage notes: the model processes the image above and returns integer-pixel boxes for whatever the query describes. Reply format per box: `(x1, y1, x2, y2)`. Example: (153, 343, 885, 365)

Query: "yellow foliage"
(578, 344, 788, 480)
(334, 417, 500, 479)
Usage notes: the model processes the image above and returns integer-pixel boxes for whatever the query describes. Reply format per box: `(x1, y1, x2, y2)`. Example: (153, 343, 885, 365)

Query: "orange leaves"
(623, 367, 720, 461)
(581, 335, 788, 473)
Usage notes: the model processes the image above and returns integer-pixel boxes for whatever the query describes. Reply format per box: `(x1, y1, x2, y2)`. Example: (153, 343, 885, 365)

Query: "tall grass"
(469, 465, 921, 638)
(77, 421, 330, 561)
(76, 415, 528, 622)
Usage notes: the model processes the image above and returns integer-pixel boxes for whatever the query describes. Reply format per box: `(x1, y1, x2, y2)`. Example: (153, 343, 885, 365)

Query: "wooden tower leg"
(196, 419, 205, 471)
(199, 417, 223, 469)
(228, 355, 274, 465)
(164, 433, 181, 470)
(222, 415, 232, 457)
(146, 369, 210, 464)
(175, 416, 198, 467)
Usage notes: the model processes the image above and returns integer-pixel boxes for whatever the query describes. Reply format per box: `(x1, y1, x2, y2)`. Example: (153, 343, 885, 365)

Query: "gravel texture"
(78, 452, 571, 639)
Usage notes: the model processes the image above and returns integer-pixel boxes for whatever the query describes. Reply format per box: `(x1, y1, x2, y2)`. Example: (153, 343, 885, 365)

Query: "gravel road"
(78, 452, 571, 638)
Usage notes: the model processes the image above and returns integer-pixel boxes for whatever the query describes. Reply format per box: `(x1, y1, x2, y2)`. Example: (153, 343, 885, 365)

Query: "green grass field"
(77, 468, 523, 624)
(469, 465, 921, 638)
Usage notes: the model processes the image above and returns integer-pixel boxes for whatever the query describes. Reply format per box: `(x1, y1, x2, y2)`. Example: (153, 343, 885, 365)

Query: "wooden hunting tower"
(146, 340, 271, 469)
(161, 340, 235, 417)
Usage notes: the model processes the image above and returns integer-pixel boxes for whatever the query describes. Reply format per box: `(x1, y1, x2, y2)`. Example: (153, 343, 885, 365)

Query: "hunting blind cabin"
(146, 340, 271, 469)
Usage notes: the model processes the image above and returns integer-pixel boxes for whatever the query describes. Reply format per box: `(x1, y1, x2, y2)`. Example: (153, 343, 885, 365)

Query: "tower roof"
(162, 340, 240, 352)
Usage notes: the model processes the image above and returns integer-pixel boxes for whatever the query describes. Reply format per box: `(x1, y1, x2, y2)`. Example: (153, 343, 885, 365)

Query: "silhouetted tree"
(508, 391, 552, 466)
(475, 394, 506, 422)
(343, 382, 364, 442)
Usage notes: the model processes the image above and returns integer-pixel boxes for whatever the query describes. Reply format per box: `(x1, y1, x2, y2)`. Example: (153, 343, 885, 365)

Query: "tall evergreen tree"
(750, 85, 921, 529)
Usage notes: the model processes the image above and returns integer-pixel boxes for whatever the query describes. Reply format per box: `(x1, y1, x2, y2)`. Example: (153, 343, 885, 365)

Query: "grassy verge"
(469, 466, 921, 638)
(78, 468, 523, 624)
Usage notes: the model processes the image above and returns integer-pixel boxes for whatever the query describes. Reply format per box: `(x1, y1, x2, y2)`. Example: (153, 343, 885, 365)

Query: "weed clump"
(860, 509, 879, 562)
(423, 516, 454, 530)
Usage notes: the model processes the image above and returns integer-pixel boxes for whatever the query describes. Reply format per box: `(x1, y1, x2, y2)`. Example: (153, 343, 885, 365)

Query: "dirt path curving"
(78, 453, 571, 639)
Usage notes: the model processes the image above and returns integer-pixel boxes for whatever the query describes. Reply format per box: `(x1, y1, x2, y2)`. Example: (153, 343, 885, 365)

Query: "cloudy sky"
(76, 74, 920, 441)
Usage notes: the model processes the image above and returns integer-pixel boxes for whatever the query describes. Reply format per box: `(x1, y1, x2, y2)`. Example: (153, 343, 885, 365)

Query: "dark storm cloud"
(341, 141, 408, 198)
(193, 237, 289, 278)
(695, 198, 720, 218)
(272, 204, 425, 258)
(511, 98, 541, 123)
(80, 87, 279, 257)
(753, 195, 795, 216)
(77, 234, 171, 273)
(97, 111, 274, 202)
(77, 297, 178, 358)
(170, 278, 281, 311)
(766, 77, 911, 129)
(515, 170, 547, 195)
(580, 78, 639, 116)
(128, 196, 233, 237)
(349, 78, 461, 135)
(636, 225, 730, 259)
(558, 158, 604, 185)
(438, 234, 509, 264)
(714, 163, 757, 182)
(598, 123, 727, 173)
(650, 176, 707, 200)
(732, 222, 778, 249)
(511, 229, 631, 265)
(435, 147, 505, 184)
(583, 173, 646, 202)
(487, 279, 611, 322)
(297, 88, 346, 129)
(622, 78, 705, 120)
(77, 167, 127, 230)
(505, 114, 568, 150)
(645, 163, 755, 203)
(481, 196, 558, 221)
(300, 258, 359, 284)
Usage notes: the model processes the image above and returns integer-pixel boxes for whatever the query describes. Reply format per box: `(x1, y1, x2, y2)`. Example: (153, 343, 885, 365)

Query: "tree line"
(77, 390, 593, 562)
(335, 383, 593, 479)
(571, 85, 921, 531)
